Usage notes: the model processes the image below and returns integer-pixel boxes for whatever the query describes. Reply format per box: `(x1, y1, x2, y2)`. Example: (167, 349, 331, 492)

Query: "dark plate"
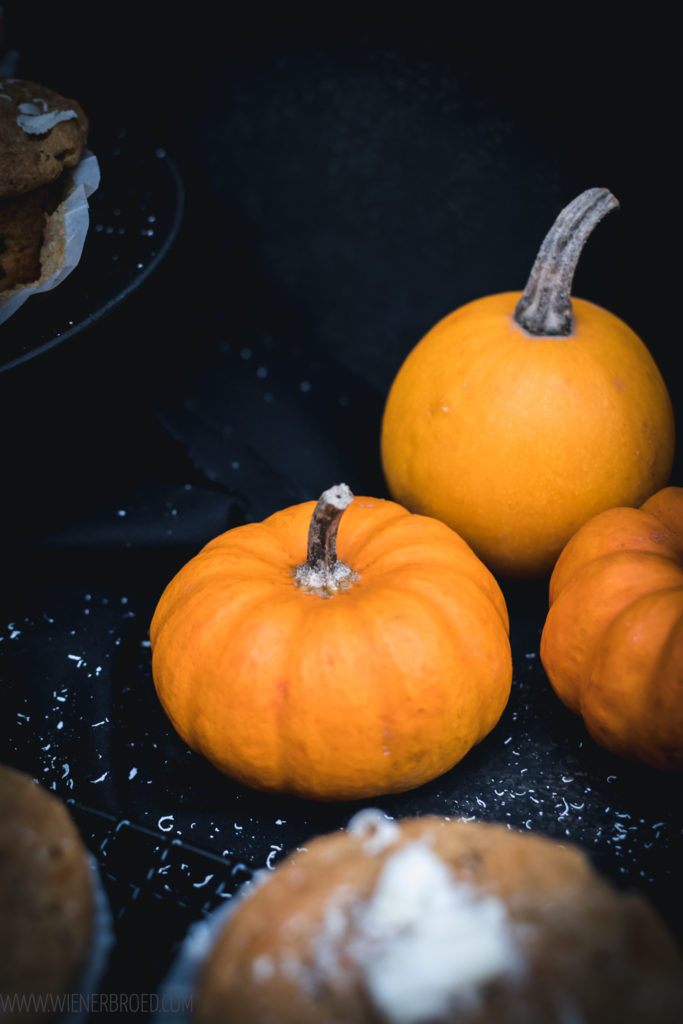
(0, 127, 184, 374)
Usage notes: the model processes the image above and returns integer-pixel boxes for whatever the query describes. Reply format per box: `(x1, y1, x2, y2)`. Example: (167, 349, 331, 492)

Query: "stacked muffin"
(0, 78, 88, 297)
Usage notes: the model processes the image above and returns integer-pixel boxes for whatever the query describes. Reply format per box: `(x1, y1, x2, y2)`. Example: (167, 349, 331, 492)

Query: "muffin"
(0, 763, 102, 1024)
(192, 812, 683, 1024)
(0, 78, 89, 296)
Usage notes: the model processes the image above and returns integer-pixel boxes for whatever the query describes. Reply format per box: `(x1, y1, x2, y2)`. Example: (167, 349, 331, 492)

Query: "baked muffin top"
(0, 78, 88, 199)
(195, 813, 683, 1024)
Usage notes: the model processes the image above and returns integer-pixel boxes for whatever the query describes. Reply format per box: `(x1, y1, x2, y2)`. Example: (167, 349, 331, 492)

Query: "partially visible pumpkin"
(380, 188, 675, 578)
(150, 484, 512, 801)
(540, 487, 683, 769)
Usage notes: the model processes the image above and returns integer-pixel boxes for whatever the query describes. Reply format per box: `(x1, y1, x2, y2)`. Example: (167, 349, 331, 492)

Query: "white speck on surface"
(128, 767, 138, 780)
(192, 874, 214, 888)
(91, 771, 108, 784)
(158, 815, 174, 833)
(266, 845, 283, 870)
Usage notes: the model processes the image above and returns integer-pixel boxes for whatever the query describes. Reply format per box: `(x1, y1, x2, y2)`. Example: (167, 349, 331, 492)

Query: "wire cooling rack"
(67, 800, 254, 996)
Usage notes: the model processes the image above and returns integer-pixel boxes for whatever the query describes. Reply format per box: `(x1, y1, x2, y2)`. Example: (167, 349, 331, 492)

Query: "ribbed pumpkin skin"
(540, 487, 683, 769)
(380, 292, 675, 578)
(150, 496, 512, 801)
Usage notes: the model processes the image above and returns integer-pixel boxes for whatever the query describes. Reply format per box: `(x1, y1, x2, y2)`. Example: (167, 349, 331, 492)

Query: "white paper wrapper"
(55, 853, 115, 1024)
(0, 149, 100, 326)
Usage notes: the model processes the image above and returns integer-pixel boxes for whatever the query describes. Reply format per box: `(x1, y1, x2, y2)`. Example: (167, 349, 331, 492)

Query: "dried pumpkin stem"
(514, 187, 619, 337)
(294, 483, 360, 596)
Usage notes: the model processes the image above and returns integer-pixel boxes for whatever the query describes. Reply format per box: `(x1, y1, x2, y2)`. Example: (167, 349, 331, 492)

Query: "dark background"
(1, 3, 681, 1005)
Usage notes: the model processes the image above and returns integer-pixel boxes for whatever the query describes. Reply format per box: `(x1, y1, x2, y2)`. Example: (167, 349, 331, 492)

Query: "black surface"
(1, 4, 681, 1010)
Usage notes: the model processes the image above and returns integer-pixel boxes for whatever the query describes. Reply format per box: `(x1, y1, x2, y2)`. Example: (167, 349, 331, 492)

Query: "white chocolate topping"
(16, 101, 77, 135)
(347, 808, 401, 855)
(343, 841, 523, 1023)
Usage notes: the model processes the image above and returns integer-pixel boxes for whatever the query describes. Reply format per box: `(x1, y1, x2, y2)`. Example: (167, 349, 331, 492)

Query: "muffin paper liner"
(56, 853, 115, 1024)
(156, 872, 268, 1024)
(0, 149, 100, 326)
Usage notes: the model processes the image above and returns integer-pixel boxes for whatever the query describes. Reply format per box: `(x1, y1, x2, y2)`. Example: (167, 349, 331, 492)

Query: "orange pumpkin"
(540, 486, 683, 769)
(381, 188, 675, 578)
(150, 484, 512, 801)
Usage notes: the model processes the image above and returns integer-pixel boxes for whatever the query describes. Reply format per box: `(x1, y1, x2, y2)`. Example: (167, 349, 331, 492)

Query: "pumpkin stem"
(294, 483, 360, 596)
(514, 187, 619, 336)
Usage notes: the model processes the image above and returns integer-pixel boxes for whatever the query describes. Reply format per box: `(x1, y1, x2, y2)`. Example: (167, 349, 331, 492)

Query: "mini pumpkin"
(540, 486, 683, 769)
(381, 188, 675, 578)
(150, 484, 512, 801)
